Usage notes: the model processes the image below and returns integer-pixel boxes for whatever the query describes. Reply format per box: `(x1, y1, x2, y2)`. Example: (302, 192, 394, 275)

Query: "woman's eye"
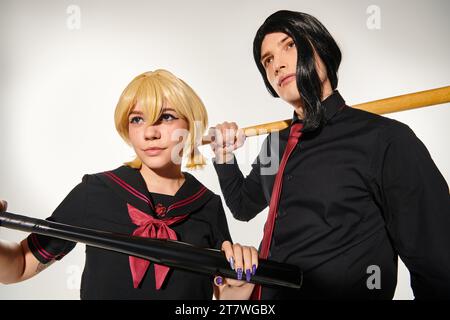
(287, 41, 295, 49)
(130, 116, 144, 124)
(159, 113, 178, 122)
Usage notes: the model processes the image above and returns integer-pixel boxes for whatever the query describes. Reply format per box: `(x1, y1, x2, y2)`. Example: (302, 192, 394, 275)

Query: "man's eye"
(130, 116, 144, 124)
(159, 113, 178, 122)
(264, 57, 273, 68)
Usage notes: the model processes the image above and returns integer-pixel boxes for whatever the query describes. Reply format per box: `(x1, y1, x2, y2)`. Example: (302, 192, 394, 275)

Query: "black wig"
(253, 10, 341, 132)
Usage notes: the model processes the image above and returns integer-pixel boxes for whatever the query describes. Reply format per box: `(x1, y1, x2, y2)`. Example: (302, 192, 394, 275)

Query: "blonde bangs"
(115, 73, 165, 143)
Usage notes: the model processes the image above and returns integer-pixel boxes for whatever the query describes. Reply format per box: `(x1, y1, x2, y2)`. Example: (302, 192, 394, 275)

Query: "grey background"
(0, 0, 449, 299)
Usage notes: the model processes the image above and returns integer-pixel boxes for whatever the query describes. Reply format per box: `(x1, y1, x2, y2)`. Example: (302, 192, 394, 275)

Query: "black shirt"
(214, 91, 450, 299)
(27, 166, 232, 300)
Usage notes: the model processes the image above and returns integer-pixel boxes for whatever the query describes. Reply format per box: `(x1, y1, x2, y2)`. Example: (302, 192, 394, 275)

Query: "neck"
(292, 81, 334, 120)
(139, 164, 185, 196)
(293, 104, 304, 119)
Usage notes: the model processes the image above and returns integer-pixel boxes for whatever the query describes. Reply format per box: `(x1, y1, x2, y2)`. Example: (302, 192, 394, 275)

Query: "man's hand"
(209, 122, 246, 164)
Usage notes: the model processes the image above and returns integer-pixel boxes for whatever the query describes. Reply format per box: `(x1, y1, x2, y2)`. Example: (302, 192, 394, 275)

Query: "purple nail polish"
(215, 276, 223, 286)
(229, 257, 235, 270)
(252, 264, 257, 276)
(246, 269, 251, 282)
(237, 268, 243, 280)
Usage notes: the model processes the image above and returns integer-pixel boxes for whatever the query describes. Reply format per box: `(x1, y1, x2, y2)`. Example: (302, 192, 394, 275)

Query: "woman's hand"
(0, 200, 7, 212)
(209, 122, 246, 164)
(213, 240, 259, 300)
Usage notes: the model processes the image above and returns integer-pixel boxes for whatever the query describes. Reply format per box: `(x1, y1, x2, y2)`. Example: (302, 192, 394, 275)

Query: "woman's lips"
(143, 147, 165, 156)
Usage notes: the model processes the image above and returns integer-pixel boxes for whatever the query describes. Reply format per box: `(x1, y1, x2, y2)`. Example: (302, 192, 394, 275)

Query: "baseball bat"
(0, 211, 302, 290)
(201, 85, 450, 144)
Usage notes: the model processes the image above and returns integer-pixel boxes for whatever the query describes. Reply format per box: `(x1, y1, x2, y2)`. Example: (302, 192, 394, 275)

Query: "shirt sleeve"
(209, 196, 233, 250)
(212, 140, 269, 222)
(379, 123, 450, 299)
(27, 174, 90, 264)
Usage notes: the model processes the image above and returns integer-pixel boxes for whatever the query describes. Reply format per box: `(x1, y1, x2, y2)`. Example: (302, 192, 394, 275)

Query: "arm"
(210, 123, 268, 221)
(0, 239, 56, 284)
(379, 125, 450, 299)
(207, 197, 256, 299)
(0, 201, 55, 284)
(0, 175, 88, 284)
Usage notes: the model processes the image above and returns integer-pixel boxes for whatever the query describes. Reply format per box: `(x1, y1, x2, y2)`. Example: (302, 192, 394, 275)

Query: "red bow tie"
(127, 203, 188, 290)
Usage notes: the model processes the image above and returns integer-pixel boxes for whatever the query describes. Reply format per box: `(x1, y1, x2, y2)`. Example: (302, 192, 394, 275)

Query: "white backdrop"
(0, 0, 448, 300)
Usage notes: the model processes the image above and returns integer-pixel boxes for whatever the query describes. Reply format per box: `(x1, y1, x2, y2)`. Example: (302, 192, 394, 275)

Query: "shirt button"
(286, 175, 293, 180)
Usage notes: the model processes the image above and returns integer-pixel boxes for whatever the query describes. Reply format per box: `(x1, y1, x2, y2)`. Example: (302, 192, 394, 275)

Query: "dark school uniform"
(27, 165, 232, 300)
(214, 91, 450, 300)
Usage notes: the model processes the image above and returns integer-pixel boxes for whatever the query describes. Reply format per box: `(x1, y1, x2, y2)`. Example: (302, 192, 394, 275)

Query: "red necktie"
(127, 203, 189, 290)
(252, 122, 303, 300)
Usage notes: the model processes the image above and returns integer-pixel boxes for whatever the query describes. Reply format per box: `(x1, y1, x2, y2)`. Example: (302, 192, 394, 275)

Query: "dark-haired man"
(211, 10, 450, 300)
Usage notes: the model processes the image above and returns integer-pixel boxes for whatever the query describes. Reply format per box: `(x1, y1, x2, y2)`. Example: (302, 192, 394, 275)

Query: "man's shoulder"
(344, 106, 413, 138)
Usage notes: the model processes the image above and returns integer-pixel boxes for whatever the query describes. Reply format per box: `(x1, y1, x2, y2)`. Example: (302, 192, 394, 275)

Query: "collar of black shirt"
(96, 166, 214, 218)
(291, 90, 346, 125)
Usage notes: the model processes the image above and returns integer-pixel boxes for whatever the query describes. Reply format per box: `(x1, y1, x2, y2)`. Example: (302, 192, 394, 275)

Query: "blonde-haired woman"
(0, 70, 257, 300)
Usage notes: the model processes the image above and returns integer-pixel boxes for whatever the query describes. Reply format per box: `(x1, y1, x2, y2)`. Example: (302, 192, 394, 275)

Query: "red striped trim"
(104, 171, 208, 213)
(103, 172, 154, 209)
(168, 186, 207, 211)
(30, 234, 56, 261)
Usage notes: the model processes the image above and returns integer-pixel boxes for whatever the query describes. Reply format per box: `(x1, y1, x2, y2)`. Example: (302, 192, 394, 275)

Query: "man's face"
(261, 32, 300, 105)
(260, 32, 330, 106)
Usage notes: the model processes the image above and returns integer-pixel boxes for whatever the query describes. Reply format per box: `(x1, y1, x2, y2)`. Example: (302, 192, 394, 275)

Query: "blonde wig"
(114, 69, 208, 169)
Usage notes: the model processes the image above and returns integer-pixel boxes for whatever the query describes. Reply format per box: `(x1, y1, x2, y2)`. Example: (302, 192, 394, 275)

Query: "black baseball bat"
(0, 211, 302, 289)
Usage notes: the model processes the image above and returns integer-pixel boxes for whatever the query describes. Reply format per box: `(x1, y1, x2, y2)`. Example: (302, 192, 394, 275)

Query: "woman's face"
(260, 32, 329, 106)
(128, 102, 189, 170)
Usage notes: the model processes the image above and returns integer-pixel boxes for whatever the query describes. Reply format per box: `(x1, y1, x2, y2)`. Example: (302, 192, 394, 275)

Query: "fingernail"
(229, 257, 234, 270)
(215, 276, 223, 286)
(252, 264, 257, 276)
(246, 269, 251, 282)
(237, 268, 243, 280)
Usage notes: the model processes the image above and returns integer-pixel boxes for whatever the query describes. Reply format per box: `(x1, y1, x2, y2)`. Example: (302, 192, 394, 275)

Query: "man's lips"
(278, 74, 296, 87)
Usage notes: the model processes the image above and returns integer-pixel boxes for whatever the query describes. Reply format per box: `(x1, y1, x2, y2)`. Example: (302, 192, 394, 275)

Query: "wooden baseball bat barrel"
(0, 211, 303, 290)
(202, 85, 450, 143)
